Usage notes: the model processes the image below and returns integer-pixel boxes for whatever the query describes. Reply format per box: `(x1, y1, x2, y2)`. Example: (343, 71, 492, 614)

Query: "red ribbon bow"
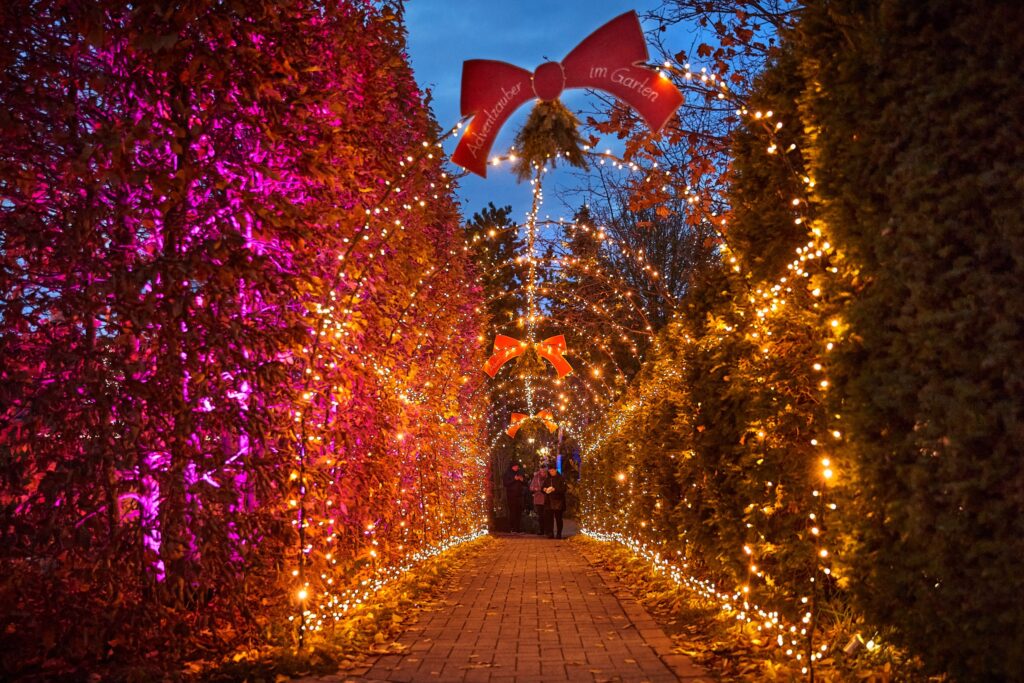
(535, 335, 573, 379)
(506, 410, 558, 438)
(483, 335, 574, 378)
(452, 11, 684, 177)
(483, 335, 529, 377)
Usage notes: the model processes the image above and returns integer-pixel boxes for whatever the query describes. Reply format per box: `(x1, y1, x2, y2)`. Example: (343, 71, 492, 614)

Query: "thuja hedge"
(798, 1, 1024, 679)
(583, 1, 1023, 680)
(581, 42, 839, 632)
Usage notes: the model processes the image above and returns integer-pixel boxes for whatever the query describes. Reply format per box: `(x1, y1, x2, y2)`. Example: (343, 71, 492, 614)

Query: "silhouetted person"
(503, 462, 526, 533)
(543, 464, 567, 539)
(530, 463, 550, 536)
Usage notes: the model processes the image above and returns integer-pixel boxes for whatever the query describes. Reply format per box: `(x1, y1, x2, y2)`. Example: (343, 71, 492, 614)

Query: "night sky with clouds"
(405, 0, 666, 223)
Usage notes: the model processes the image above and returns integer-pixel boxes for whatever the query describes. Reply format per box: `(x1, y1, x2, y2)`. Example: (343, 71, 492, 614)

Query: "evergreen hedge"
(582, 1, 1024, 678)
(798, 1, 1024, 679)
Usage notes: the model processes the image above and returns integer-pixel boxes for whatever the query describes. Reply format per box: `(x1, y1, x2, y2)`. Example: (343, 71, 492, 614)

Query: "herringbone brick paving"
(324, 528, 710, 682)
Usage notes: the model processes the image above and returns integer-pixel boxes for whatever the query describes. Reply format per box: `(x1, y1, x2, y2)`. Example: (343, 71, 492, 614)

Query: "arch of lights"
(288, 42, 847, 678)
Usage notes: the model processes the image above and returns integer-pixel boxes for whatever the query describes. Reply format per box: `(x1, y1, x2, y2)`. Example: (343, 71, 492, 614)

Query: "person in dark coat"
(530, 463, 550, 536)
(542, 463, 568, 539)
(503, 462, 526, 533)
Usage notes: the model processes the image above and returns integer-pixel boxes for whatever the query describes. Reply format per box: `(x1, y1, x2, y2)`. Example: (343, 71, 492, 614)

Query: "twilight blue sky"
(405, 0, 664, 223)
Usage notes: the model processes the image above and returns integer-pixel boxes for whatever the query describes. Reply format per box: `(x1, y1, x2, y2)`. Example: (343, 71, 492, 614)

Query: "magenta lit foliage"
(0, 1, 487, 676)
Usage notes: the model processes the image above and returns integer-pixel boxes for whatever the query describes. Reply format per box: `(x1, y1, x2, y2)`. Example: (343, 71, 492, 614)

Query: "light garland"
(582, 528, 829, 673)
(454, 45, 857, 679)
(570, 52, 859, 678)
(289, 114, 491, 643)
(291, 527, 488, 633)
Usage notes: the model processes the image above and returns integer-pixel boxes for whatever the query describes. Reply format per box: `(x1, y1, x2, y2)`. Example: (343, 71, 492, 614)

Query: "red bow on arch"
(483, 335, 528, 377)
(535, 335, 573, 378)
(506, 410, 558, 438)
(483, 335, 574, 378)
(452, 11, 684, 177)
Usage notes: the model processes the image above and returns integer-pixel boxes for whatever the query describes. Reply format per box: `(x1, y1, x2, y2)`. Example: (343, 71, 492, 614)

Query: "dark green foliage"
(465, 203, 523, 328)
(511, 100, 589, 181)
(797, 1, 1024, 679)
(727, 47, 810, 282)
(464, 204, 525, 520)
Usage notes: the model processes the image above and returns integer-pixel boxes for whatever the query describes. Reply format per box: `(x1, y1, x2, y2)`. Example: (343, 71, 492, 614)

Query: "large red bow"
(506, 410, 558, 438)
(483, 335, 574, 378)
(452, 11, 684, 177)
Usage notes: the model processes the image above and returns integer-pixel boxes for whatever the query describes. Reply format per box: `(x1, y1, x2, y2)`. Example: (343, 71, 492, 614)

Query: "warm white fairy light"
(291, 528, 487, 633)
(561, 68, 859, 677)
(289, 116, 491, 642)
(582, 528, 821, 666)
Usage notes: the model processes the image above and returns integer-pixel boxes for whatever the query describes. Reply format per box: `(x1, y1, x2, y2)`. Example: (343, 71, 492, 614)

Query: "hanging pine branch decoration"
(514, 343, 549, 380)
(511, 100, 589, 181)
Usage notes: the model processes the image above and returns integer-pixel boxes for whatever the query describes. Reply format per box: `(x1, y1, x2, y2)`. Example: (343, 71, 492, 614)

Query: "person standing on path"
(529, 463, 550, 536)
(543, 463, 567, 539)
(503, 462, 526, 533)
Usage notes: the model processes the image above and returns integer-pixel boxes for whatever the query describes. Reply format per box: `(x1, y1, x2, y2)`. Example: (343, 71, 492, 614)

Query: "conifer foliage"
(578, 1, 1024, 679)
(798, 2, 1024, 679)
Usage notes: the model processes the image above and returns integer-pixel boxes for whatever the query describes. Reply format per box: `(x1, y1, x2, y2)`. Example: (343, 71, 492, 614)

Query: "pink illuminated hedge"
(0, 1, 486, 677)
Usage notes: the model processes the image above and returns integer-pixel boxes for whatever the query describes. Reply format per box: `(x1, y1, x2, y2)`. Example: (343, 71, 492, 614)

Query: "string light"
(287, 114, 489, 642)
(563, 63, 854, 678)
(291, 529, 487, 633)
(583, 528, 823, 667)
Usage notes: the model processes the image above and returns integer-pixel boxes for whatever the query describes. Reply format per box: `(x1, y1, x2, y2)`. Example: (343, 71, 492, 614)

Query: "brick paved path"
(339, 532, 710, 683)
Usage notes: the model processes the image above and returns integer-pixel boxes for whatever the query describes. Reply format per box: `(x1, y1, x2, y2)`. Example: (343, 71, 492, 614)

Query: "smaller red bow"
(506, 410, 558, 438)
(483, 335, 574, 378)
(535, 335, 573, 378)
(483, 335, 528, 377)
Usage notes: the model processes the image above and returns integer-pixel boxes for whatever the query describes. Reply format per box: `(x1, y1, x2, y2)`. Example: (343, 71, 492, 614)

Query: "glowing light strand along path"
(582, 528, 825, 671)
(291, 114, 483, 644)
